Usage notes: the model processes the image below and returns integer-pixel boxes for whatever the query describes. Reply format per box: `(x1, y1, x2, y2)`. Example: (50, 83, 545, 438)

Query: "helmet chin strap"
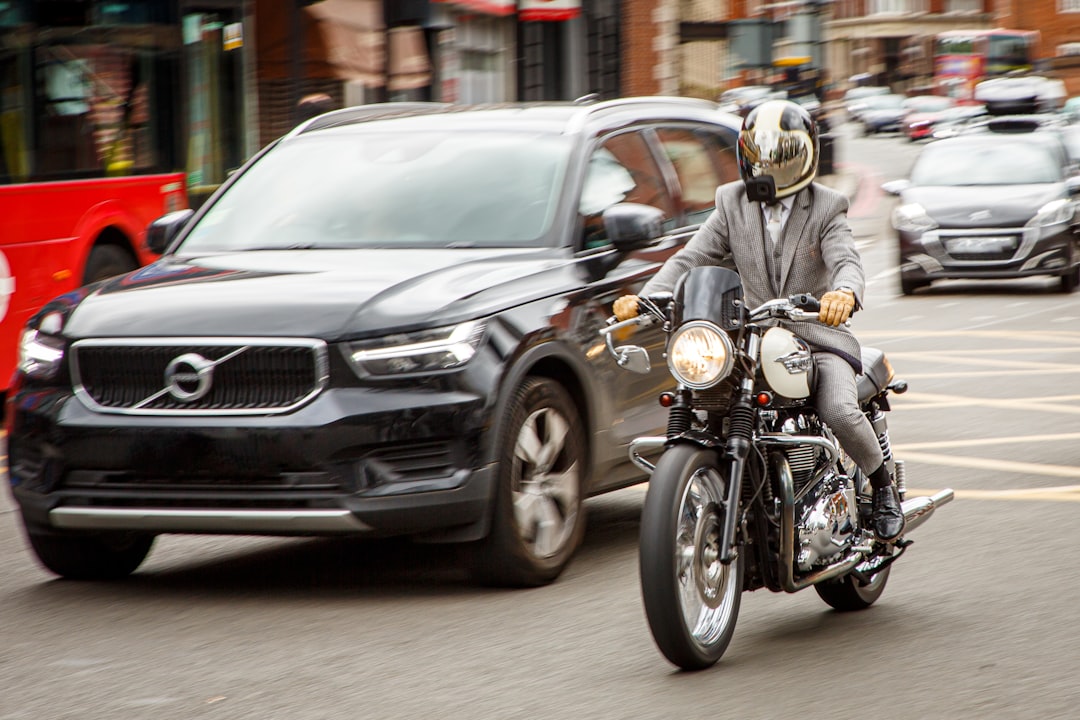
(744, 175, 777, 204)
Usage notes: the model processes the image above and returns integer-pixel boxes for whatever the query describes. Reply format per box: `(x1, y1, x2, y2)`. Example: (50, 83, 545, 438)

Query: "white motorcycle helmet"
(737, 99, 819, 201)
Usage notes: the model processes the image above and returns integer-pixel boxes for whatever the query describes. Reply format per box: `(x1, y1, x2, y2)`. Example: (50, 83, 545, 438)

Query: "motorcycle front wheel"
(639, 444, 743, 671)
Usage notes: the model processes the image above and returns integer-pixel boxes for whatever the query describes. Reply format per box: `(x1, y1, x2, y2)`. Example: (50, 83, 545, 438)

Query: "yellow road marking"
(895, 392, 1080, 415)
(888, 347, 1080, 357)
(894, 432, 1080, 451)
(859, 330, 1080, 342)
(888, 353, 1080, 372)
(899, 369, 1080, 380)
(899, 451, 1080, 479)
(906, 487, 1080, 502)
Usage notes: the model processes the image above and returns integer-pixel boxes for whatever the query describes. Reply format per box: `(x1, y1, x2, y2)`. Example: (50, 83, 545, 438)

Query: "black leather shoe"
(872, 485, 905, 542)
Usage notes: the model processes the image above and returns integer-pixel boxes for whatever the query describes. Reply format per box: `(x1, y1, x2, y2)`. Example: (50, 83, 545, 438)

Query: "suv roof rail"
(565, 95, 721, 133)
(291, 102, 452, 136)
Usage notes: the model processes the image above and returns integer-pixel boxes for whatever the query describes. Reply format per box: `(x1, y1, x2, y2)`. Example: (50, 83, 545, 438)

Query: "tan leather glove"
(613, 295, 640, 321)
(819, 289, 856, 327)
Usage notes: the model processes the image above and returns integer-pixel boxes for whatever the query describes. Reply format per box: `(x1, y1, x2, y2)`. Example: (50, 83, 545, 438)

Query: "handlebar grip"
(789, 293, 820, 313)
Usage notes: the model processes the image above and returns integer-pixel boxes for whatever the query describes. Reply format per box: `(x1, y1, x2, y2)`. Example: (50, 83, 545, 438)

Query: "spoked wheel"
(472, 377, 585, 588)
(639, 444, 742, 671)
(815, 548, 892, 611)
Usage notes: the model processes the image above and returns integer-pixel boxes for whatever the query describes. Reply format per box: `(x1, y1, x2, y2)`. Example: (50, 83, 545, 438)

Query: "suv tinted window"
(655, 127, 734, 226)
(579, 130, 676, 249)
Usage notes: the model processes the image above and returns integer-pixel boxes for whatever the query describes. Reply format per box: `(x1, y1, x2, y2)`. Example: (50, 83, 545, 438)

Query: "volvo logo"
(164, 353, 215, 402)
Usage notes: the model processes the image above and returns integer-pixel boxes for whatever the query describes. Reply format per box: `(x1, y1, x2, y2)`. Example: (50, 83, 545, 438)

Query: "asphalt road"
(2, 123, 1079, 720)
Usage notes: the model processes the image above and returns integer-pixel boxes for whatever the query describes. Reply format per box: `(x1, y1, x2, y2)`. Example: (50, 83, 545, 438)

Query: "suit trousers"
(813, 351, 884, 475)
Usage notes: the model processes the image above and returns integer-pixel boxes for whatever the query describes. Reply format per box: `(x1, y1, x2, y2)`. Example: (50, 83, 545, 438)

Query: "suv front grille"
(72, 338, 328, 415)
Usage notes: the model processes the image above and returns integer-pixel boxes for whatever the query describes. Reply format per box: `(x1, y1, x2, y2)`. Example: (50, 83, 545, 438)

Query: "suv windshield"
(911, 140, 1062, 186)
(181, 130, 572, 251)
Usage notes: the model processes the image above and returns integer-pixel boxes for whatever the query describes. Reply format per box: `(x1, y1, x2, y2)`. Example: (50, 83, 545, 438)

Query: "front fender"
(482, 332, 601, 470)
(629, 431, 724, 475)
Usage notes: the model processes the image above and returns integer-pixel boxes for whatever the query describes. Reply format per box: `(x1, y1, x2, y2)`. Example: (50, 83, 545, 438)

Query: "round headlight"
(667, 321, 735, 389)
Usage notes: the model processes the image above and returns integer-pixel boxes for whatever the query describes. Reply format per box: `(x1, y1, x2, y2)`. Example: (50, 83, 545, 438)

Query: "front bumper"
(8, 382, 498, 540)
(898, 224, 1079, 283)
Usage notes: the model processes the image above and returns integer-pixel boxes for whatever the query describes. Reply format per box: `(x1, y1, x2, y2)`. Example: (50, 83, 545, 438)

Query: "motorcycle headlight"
(18, 312, 66, 380)
(667, 321, 735, 390)
(892, 203, 938, 234)
(344, 320, 485, 377)
(1025, 198, 1073, 228)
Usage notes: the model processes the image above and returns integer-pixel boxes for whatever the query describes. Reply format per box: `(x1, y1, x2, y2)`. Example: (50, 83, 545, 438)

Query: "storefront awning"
(306, 0, 386, 87)
(519, 0, 581, 21)
(431, 0, 515, 17)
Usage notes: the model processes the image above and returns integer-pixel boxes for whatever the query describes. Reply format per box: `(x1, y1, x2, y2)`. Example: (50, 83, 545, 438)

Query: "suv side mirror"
(603, 203, 664, 253)
(146, 209, 195, 255)
(881, 179, 911, 196)
(1067, 176, 1080, 197)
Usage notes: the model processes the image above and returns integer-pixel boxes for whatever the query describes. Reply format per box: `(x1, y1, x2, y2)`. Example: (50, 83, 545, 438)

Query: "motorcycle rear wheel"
(814, 554, 891, 611)
(639, 444, 743, 671)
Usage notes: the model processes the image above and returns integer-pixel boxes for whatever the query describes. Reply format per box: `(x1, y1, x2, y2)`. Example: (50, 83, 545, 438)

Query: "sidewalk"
(817, 165, 860, 204)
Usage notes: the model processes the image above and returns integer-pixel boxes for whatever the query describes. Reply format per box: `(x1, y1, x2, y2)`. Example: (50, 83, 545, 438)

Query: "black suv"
(8, 98, 742, 586)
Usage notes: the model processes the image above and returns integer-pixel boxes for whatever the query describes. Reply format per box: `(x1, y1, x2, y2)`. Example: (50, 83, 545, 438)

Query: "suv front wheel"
(25, 527, 155, 580)
(472, 377, 586, 587)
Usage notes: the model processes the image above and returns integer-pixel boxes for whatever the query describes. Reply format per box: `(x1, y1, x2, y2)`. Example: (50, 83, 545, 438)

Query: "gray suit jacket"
(642, 180, 865, 371)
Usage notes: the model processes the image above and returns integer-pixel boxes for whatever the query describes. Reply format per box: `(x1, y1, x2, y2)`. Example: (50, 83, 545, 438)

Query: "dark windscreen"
(181, 130, 572, 251)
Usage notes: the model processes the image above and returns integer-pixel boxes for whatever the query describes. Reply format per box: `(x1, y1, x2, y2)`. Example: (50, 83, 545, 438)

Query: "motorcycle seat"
(856, 347, 891, 402)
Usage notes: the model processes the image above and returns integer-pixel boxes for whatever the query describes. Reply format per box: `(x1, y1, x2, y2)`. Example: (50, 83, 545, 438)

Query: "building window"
(869, 0, 927, 14)
(1061, 0, 1080, 12)
(945, 0, 981, 12)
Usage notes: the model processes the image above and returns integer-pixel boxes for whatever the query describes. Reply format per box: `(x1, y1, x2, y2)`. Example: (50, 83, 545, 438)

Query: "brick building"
(997, 0, 1080, 95)
(824, 1, 995, 94)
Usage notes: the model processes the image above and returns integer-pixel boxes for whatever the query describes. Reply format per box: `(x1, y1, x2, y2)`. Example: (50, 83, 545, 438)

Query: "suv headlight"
(18, 314, 66, 380)
(344, 320, 486, 377)
(892, 203, 939, 233)
(1025, 198, 1073, 228)
(667, 321, 735, 389)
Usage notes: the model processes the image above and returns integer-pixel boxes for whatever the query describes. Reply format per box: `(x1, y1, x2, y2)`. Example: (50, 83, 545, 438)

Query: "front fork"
(718, 379, 756, 565)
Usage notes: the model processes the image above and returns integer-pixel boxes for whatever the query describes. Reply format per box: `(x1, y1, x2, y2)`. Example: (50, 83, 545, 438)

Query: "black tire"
(900, 273, 928, 296)
(83, 244, 137, 285)
(26, 528, 154, 580)
(1059, 265, 1080, 294)
(639, 444, 743, 671)
(814, 553, 891, 611)
(471, 377, 586, 587)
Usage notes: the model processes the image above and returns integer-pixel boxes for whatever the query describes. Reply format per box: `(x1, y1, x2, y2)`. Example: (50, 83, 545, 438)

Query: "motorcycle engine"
(796, 473, 859, 571)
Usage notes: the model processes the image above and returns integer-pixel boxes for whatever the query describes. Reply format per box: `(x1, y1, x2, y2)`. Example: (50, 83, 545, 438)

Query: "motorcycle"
(602, 264, 953, 671)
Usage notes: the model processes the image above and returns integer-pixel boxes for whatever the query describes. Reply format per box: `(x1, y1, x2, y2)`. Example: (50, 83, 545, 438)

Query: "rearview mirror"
(881, 179, 911, 196)
(613, 344, 651, 374)
(603, 203, 664, 253)
(145, 209, 195, 255)
(1067, 176, 1080, 197)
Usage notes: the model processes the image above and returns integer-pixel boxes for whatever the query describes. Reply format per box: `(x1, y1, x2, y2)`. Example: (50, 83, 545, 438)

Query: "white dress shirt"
(761, 195, 795, 246)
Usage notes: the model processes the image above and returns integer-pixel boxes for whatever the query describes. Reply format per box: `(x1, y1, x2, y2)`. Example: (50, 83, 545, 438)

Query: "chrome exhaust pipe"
(779, 484, 955, 593)
(901, 488, 955, 535)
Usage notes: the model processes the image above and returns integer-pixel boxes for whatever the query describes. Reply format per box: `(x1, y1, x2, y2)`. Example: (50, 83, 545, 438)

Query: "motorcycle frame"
(630, 320, 881, 595)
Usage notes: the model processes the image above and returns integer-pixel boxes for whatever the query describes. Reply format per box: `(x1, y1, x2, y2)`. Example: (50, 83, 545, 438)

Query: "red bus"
(0, 2, 247, 396)
(933, 29, 1039, 101)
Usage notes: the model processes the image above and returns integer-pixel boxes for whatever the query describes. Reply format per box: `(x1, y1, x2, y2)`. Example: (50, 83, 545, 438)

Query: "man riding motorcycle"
(613, 98, 905, 541)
